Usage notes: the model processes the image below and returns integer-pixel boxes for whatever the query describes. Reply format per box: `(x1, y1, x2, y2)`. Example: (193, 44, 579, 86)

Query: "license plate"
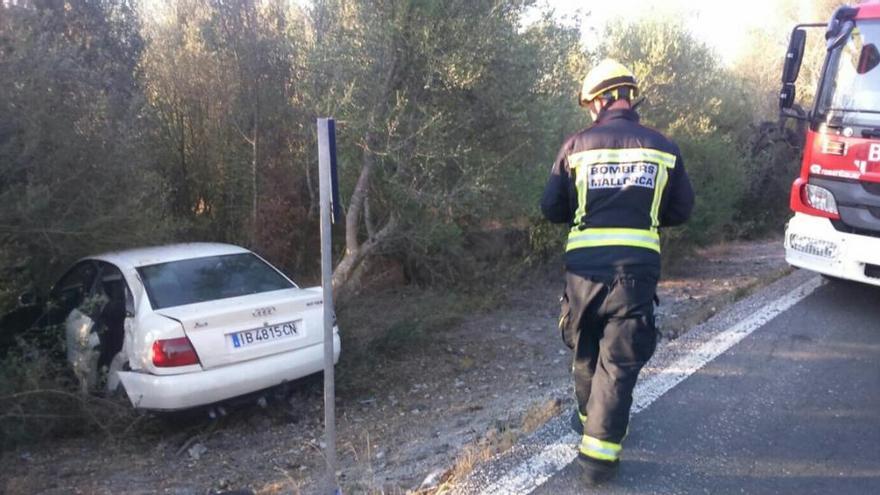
(230, 321, 300, 349)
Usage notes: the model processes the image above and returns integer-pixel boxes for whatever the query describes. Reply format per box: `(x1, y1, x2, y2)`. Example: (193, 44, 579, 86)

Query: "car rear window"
(137, 253, 294, 309)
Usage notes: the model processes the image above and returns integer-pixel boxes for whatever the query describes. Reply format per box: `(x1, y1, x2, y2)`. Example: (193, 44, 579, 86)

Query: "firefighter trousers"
(560, 271, 658, 447)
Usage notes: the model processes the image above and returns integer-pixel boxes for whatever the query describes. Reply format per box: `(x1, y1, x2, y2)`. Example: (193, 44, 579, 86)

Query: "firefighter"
(541, 59, 694, 484)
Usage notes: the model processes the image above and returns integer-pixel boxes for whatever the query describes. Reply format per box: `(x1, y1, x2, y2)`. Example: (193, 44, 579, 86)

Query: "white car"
(51, 243, 339, 410)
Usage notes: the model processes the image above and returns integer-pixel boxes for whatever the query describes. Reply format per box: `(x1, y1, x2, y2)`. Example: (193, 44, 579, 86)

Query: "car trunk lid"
(156, 288, 324, 369)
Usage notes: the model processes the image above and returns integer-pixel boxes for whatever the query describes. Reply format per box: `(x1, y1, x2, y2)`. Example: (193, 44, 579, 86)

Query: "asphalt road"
(455, 272, 880, 494)
(531, 277, 880, 494)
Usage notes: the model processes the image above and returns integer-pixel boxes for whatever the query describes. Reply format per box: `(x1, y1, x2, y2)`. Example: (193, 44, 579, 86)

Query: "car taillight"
(803, 184, 839, 215)
(151, 337, 200, 367)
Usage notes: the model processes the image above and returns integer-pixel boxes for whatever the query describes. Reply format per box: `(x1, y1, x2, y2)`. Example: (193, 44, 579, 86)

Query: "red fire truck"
(781, 2, 880, 286)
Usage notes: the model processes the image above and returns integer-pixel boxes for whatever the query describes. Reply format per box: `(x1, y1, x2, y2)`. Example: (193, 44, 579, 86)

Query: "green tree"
(141, 0, 314, 272)
(0, 0, 170, 310)
(599, 18, 751, 243)
(735, 0, 848, 121)
(305, 0, 582, 291)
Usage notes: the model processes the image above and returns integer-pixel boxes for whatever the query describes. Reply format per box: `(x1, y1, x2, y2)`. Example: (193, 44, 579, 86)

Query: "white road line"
(478, 276, 823, 495)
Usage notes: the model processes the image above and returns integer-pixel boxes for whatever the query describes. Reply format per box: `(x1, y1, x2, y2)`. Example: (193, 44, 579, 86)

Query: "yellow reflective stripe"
(569, 153, 590, 226)
(569, 148, 676, 169)
(567, 228, 660, 253)
(577, 163, 588, 226)
(578, 411, 587, 424)
(568, 227, 659, 238)
(650, 160, 670, 228)
(568, 239, 659, 252)
(579, 434, 622, 461)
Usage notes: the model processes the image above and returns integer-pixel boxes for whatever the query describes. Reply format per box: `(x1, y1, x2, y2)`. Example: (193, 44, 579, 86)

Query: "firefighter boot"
(576, 453, 619, 485)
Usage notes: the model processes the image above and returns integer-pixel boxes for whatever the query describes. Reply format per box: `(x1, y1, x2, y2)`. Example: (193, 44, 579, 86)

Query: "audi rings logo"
(252, 306, 276, 318)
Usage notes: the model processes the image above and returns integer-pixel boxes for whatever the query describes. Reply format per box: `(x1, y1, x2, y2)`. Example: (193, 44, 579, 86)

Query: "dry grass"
(417, 398, 563, 495)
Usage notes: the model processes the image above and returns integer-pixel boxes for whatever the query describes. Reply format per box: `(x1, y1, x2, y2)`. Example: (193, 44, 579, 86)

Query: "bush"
(527, 215, 567, 263)
(732, 124, 804, 236)
(0, 339, 138, 450)
(675, 135, 747, 244)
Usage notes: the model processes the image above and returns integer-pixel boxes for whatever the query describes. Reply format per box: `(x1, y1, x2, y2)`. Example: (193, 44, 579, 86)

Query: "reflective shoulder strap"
(568, 151, 592, 228)
(649, 150, 676, 229)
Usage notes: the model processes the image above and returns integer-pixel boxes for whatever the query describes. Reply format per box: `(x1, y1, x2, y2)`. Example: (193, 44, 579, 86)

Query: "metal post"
(317, 118, 339, 495)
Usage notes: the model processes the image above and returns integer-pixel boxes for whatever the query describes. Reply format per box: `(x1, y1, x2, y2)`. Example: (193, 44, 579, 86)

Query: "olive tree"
(305, 0, 582, 291)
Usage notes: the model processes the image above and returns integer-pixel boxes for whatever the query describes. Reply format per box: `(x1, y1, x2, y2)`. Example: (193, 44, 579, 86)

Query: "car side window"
(49, 261, 99, 315)
(94, 262, 133, 317)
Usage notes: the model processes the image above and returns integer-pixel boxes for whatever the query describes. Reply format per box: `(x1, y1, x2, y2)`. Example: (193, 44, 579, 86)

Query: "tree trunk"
(332, 214, 398, 295)
(331, 130, 377, 291)
(344, 131, 376, 253)
(329, 23, 403, 294)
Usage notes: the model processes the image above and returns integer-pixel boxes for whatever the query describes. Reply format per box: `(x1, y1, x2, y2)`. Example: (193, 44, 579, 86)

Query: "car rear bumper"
(117, 334, 340, 410)
(785, 213, 880, 287)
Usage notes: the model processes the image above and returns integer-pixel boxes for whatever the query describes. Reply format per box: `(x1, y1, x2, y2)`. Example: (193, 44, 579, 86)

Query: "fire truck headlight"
(804, 184, 839, 215)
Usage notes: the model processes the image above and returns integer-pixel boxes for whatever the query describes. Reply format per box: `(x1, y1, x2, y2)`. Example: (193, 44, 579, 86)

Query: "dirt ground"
(1, 239, 790, 495)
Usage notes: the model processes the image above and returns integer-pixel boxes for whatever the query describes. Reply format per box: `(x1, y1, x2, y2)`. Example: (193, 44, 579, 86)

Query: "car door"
(44, 261, 100, 328)
(92, 261, 134, 372)
(51, 261, 105, 392)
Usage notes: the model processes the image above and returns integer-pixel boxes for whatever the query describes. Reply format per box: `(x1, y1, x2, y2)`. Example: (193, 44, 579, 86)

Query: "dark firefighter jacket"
(541, 108, 695, 278)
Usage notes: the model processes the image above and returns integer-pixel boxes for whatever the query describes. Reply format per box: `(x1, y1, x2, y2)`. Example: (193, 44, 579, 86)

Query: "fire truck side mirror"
(779, 83, 797, 111)
(782, 29, 807, 85)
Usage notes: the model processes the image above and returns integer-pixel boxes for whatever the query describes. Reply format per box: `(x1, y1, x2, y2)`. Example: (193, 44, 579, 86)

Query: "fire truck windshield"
(816, 19, 880, 127)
